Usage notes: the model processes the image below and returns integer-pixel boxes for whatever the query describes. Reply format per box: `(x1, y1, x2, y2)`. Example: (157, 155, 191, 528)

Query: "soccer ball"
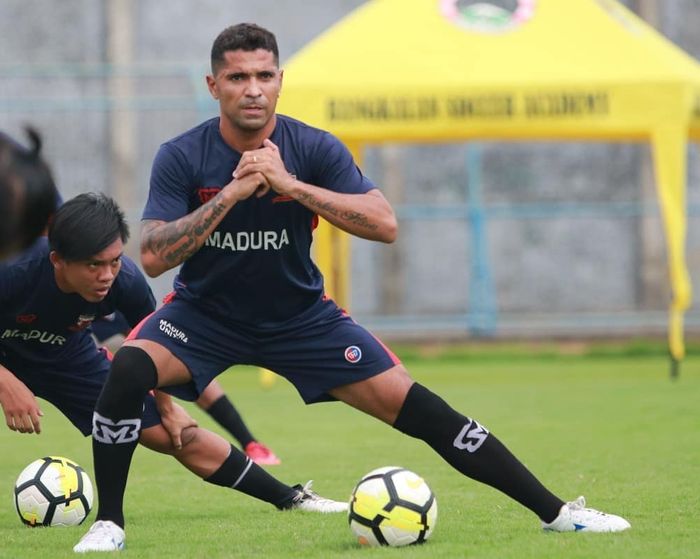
(13, 456, 94, 527)
(348, 466, 437, 547)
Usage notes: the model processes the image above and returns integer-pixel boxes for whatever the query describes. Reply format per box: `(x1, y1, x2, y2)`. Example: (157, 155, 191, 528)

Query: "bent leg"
(140, 424, 230, 478)
(139, 422, 299, 507)
(329, 365, 563, 522)
(196, 380, 257, 449)
(91, 346, 161, 527)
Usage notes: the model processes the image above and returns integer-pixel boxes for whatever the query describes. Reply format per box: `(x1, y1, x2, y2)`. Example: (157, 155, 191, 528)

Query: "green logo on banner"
(440, 0, 536, 33)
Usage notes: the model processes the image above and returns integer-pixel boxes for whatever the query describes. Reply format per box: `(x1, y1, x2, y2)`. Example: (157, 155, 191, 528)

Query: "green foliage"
(0, 351, 698, 558)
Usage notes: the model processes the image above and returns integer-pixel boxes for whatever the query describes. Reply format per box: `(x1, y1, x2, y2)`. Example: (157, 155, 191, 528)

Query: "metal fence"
(2, 70, 699, 340)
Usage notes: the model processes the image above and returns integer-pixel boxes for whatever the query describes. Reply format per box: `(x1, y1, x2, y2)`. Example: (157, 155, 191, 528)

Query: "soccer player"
(75, 23, 630, 552)
(92, 311, 281, 465)
(0, 128, 58, 260)
(0, 193, 347, 548)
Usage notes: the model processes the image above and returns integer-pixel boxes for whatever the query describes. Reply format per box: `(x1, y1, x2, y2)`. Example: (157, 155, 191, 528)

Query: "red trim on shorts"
(125, 312, 155, 341)
(371, 333, 401, 365)
(162, 290, 177, 305)
(324, 293, 401, 366)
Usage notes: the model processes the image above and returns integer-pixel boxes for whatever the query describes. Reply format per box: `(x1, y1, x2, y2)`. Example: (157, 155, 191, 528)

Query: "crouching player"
(0, 193, 346, 551)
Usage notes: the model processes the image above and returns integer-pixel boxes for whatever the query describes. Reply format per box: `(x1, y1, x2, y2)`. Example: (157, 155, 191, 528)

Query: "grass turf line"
(0, 351, 697, 558)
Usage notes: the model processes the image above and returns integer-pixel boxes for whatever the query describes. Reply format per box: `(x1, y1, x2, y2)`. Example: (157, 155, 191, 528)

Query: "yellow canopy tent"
(277, 0, 700, 363)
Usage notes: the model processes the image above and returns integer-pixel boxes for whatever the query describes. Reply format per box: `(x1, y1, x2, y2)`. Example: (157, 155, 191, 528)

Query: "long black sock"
(205, 445, 295, 508)
(92, 347, 158, 528)
(393, 383, 564, 522)
(205, 395, 255, 448)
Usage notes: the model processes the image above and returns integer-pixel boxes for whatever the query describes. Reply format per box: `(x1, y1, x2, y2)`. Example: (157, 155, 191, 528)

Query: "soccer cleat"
(245, 441, 281, 465)
(73, 520, 125, 552)
(542, 496, 631, 533)
(288, 480, 349, 513)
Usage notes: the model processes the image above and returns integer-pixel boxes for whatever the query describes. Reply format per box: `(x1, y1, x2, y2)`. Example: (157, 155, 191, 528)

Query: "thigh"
(328, 365, 414, 425)
(128, 299, 255, 401)
(7, 354, 162, 435)
(9, 354, 110, 436)
(261, 299, 403, 405)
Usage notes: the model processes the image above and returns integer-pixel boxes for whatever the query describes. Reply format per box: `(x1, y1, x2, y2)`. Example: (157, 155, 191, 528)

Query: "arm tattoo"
(142, 193, 229, 267)
(295, 192, 378, 232)
(340, 211, 378, 230)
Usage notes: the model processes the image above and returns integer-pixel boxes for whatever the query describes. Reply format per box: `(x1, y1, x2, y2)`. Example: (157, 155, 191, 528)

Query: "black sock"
(205, 395, 255, 448)
(205, 444, 296, 508)
(393, 383, 564, 522)
(92, 347, 158, 528)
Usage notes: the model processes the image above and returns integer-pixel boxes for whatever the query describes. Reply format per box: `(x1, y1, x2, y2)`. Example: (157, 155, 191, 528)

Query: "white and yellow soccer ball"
(13, 456, 93, 527)
(348, 466, 437, 547)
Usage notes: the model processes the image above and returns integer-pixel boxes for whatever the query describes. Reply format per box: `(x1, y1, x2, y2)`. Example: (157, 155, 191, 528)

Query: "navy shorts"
(130, 296, 401, 404)
(1, 349, 161, 436)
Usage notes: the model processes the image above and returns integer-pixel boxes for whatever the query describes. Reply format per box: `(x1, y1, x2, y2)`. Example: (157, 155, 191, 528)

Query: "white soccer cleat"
(542, 496, 631, 533)
(73, 520, 125, 552)
(288, 480, 349, 513)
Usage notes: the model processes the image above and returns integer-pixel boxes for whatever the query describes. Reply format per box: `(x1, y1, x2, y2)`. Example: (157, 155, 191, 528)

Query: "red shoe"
(245, 441, 281, 465)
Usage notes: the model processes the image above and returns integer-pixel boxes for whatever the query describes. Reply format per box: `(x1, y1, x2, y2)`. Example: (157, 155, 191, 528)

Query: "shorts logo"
(344, 345, 362, 363)
(92, 412, 141, 444)
(159, 319, 189, 343)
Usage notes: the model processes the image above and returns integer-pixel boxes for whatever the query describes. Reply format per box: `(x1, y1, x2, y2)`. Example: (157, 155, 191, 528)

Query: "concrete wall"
(1, 0, 698, 338)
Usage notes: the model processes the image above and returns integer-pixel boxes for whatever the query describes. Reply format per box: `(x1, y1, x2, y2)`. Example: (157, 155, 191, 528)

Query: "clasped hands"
(228, 138, 296, 202)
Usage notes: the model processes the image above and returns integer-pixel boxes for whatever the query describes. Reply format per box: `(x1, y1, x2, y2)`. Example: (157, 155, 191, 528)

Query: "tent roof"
(277, 0, 700, 142)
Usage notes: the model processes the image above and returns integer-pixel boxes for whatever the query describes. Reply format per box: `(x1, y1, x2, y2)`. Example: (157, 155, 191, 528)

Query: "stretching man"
(76, 23, 630, 552)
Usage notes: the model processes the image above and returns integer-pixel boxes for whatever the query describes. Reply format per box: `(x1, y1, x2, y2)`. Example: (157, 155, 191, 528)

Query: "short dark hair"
(211, 23, 279, 73)
(0, 127, 58, 257)
(49, 192, 129, 261)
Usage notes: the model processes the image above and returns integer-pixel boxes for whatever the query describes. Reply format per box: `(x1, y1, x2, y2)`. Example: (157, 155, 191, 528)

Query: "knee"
(107, 346, 158, 396)
(393, 382, 462, 437)
(96, 347, 159, 417)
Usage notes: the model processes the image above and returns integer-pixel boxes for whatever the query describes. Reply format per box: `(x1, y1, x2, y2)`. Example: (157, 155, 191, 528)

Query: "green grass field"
(1, 345, 698, 558)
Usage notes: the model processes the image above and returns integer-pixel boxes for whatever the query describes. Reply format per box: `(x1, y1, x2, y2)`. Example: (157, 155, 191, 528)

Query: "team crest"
(344, 345, 362, 363)
(68, 314, 96, 332)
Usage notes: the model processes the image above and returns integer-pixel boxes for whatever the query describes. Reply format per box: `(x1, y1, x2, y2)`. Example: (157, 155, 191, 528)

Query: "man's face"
(206, 49, 283, 133)
(51, 237, 123, 303)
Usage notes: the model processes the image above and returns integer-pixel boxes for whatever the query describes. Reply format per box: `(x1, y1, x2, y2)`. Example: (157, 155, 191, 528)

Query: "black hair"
(211, 23, 279, 72)
(48, 192, 129, 261)
(0, 127, 58, 256)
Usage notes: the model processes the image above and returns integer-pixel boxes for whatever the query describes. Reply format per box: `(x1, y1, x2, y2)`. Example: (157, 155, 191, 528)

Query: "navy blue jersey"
(0, 238, 155, 370)
(143, 115, 375, 327)
(91, 310, 131, 342)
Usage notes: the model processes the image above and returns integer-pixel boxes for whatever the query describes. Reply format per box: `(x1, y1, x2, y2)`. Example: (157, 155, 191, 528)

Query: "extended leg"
(331, 365, 561, 521)
(330, 365, 630, 531)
